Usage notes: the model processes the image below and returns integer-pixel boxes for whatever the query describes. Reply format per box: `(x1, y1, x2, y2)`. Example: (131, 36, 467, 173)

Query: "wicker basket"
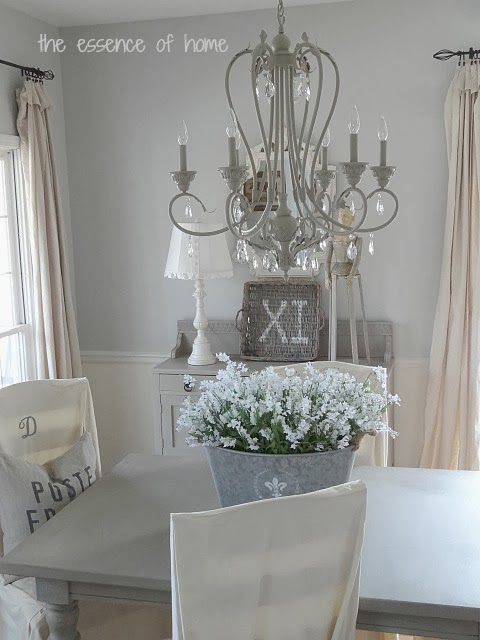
(238, 280, 324, 361)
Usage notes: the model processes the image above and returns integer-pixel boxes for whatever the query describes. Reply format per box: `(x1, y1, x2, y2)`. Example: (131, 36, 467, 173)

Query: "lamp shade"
(164, 223, 233, 280)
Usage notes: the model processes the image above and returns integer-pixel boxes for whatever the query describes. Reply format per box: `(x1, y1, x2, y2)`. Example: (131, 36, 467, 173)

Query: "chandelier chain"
(277, 0, 286, 31)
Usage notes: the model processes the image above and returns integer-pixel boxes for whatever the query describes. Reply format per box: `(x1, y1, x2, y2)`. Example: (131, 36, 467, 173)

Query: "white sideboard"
(152, 320, 394, 455)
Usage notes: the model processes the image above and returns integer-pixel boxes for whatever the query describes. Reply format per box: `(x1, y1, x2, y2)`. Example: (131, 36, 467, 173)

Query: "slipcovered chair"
(272, 361, 391, 467)
(171, 480, 367, 640)
(0, 378, 171, 640)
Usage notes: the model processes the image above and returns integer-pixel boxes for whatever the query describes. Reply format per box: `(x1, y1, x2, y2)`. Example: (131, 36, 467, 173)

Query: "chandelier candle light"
(168, 0, 399, 278)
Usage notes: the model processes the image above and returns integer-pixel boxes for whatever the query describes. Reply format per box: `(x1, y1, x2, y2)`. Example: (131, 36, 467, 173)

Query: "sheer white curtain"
(421, 62, 480, 471)
(16, 80, 82, 380)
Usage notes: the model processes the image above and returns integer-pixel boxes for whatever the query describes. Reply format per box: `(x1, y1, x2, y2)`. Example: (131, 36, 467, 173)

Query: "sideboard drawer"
(159, 374, 214, 394)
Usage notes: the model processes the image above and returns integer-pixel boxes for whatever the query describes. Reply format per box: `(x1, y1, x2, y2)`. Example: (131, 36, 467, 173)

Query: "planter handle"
(235, 308, 244, 333)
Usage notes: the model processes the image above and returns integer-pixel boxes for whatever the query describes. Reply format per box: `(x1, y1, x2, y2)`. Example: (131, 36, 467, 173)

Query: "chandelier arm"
(249, 42, 275, 197)
(288, 170, 327, 239)
(292, 42, 322, 191)
(169, 193, 228, 236)
(292, 236, 320, 258)
(225, 192, 252, 241)
(287, 143, 304, 218)
(226, 199, 270, 253)
(271, 67, 281, 204)
(355, 188, 399, 234)
(251, 97, 275, 209)
(307, 47, 340, 188)
(297, 195, 331, 235)
(227, 193, 257, 232)
(292, 47, 310, 160)
(316, 186, 369, 235)
(227, 186, 275, 239)
(266, 90, 275, 158)
(285, 67, 303, 193)
(315, 191, 333, 218)
(225, 47, 256, 190)
(293, 42, 340, 193)
(299, 52, 322, 192)
(303, 182, 367, 235)
(280, 67, 286, 193)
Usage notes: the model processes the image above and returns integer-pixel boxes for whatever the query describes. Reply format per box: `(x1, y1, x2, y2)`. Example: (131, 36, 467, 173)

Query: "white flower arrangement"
(177, 354, 400, 455)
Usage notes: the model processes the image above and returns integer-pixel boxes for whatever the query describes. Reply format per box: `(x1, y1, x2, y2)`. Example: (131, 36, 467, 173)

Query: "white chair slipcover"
(0, 378, 170, 640)
(0, 377, 101, 474)
(171, 480, 367, 640)
(272, 361, 390, 467)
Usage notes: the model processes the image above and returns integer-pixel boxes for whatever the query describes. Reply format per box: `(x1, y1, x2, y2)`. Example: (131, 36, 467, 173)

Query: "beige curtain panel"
(16, 80, 82, 380)
(421, 63, 480, 471)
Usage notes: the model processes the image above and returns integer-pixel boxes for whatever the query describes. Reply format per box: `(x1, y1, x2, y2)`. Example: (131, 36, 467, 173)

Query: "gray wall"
(0, 3, 73, 294)
(59, 0, 479, 359)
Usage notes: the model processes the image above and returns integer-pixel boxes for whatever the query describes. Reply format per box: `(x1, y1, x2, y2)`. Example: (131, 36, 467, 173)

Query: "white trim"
(80, 352, 430, 369)
(394, 358, 430, 368)
(0, 135, 20, 151)
(0, 324, 28, 339)
(81, 351, 169, 365)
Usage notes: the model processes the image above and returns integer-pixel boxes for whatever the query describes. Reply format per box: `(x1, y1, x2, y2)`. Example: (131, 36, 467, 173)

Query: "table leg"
(45, 601, 80, 640)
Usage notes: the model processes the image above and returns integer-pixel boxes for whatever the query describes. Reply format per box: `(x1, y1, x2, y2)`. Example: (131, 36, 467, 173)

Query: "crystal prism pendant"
(305, 81, 311, 102)
(311, 257, 320, 275)
(236, 239, 248, 263)
(265, 73, 275, 102)
(233, 197, 243, 223)
(319, 237, 327, 251)
(376, 193, 385, 215)
(263, 251, 278, 272)
(295, 250, 305, 267)
(185, 197, 193, 219)
(251, 252, 259, 270)
(350, 199, 355, 218)
(347, 240, 357, 261)
(368, 233, 375, 255)
(293, 74, 302, 103)
(302, 253, 311, 271)
(187, 236, 194, 258)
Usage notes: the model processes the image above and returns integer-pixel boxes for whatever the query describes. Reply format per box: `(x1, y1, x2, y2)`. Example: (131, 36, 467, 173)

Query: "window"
(0, 135, 34, 387)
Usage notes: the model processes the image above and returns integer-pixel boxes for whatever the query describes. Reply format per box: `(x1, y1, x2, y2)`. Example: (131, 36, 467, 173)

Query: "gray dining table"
(1, 452, 479, 640)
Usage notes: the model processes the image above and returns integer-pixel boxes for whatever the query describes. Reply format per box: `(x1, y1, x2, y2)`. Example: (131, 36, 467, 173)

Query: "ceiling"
(0, 0, 351, 28)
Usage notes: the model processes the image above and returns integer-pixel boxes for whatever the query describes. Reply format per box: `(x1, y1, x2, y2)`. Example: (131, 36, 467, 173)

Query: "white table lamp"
(165, 223, 233, 365)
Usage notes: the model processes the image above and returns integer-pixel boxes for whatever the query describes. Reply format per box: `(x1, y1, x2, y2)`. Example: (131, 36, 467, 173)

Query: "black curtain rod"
(433, 47, 480, 61)
(0, 58, 54, 81)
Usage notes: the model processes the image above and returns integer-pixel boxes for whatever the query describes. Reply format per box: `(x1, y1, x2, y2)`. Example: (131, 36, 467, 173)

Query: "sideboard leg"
(45, 601, 80, 640)
(329, 275, 337, 361)
(357, 274, 371, 364)
(346, 280, 359, 364)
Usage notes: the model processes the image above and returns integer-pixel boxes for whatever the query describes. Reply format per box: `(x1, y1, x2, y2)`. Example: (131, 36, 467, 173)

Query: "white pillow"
(0, 431, 97, 584)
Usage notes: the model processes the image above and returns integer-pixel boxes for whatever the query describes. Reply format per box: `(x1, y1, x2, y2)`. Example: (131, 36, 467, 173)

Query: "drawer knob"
(184, 381, 195, 392)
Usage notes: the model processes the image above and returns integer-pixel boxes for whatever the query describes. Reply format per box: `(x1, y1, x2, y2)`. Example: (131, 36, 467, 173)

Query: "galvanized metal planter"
(205, 445, 355, 507)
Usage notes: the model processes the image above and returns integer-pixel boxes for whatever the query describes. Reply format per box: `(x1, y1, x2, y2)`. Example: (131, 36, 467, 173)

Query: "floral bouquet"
(177, 354, 400, 455)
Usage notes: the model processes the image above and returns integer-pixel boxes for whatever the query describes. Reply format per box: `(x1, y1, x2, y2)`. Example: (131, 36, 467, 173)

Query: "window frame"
(0, 133, 35, 384)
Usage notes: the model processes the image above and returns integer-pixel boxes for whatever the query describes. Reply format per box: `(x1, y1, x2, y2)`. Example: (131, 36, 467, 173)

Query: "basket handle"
(235, 309, 244, 333)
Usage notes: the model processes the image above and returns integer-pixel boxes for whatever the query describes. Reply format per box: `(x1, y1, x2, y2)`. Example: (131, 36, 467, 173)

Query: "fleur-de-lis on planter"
(264, 477, 287, 498)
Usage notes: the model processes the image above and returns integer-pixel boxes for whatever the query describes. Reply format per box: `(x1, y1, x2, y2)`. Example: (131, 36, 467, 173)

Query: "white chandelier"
(168, 0, 398, 278)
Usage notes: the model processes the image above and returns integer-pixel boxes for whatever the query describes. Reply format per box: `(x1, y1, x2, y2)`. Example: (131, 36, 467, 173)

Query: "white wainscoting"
(81, 352, 429, 473)
(392, 359, 430, 468)
(81, 352, 168, 473)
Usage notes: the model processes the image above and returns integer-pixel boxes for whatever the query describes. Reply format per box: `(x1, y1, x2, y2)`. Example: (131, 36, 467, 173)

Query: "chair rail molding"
(81, 351, 169, 365)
